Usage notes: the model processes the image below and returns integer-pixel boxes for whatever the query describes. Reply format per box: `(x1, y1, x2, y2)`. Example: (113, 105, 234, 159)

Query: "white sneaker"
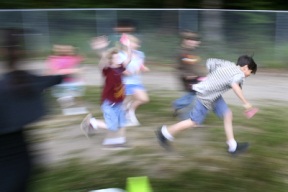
(124, 101, 132, 111)
(129, 110, 140, 124)
(80, 113, 94, 137)
(101, 143, 132, 150)
(125, 110, 140, 127)
(57, 96, 75, 108)
(125, 120, 140, 127)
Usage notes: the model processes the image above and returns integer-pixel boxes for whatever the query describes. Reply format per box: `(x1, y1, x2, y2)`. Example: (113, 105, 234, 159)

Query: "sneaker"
(172, 109, 179, 117)
(125, 118, 140, 127)
(101, 143, 132, 150)
(124, 101, 132, 111)
(57, 96, 75, 108)
(125, 110, 140, 127)
(80, 113, 94, 137)
(155, 126, 171, 151)
(229, 142, 249, 155)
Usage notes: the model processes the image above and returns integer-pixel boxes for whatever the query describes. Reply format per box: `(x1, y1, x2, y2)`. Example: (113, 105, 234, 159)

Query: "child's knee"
(223, 109, 233, 119)
(135, 93, 149, 103)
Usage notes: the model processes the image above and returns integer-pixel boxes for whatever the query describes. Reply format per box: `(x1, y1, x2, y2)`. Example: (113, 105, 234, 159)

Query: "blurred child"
(156, 55, 258, 155)
(90, 19, 137, 58)
(46, 45, 85, 111)
(172, 31, 207, 119)
(81, 36, 132, 149)
(120, 34, 150, 126)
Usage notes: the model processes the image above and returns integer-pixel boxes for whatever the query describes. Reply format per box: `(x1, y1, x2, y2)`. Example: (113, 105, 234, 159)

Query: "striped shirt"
(193, 58, 245, 110)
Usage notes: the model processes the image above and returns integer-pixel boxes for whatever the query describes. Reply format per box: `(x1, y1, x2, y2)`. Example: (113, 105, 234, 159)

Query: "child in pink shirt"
(47, 45, 85, 109)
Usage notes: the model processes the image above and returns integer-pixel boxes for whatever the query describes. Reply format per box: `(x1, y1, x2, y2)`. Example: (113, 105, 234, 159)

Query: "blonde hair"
(52, 44, 75, 55)
(105, 47, 119, 65)
(120, 34, 140, 52)
(126, 34, 140, 44)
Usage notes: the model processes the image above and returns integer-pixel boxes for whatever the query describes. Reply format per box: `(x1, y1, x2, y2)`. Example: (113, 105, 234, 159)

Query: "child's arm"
(121, 36, 132, 67)
(122, 69, 132, 76)
(140, 64, 150, 72)
(98, 51, 110, 70)
(231, 83, 252, 109)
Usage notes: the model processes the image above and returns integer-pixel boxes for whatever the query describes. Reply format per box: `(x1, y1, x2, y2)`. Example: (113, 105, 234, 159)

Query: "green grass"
(28, 86, 288, 192)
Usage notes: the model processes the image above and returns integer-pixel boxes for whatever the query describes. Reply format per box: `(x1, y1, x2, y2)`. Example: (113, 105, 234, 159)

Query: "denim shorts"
(190, 96, 229, 125)
(101, 100, 126, 131)
(125, 84, 146, 95)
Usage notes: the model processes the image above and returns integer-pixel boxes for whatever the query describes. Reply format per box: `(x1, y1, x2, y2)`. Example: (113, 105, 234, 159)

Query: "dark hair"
(180, 30, 200, 41)
(114, 19, 138, 33)
(236, 55, 257, 74)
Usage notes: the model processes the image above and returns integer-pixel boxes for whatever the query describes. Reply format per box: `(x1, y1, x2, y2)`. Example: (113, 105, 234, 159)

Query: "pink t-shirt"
(47, 55, 83, 82)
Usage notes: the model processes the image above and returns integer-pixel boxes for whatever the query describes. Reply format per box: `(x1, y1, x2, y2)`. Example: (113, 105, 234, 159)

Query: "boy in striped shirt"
(156, 55, 257, 155)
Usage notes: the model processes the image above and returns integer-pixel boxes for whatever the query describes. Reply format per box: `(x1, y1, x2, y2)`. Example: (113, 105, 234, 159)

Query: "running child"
(120, 34, 150, 126)
(81, 35, 132, 149)
(46, 45, 85, 109)
(156, 55, 258, 155)
(172, 31, 207, 119)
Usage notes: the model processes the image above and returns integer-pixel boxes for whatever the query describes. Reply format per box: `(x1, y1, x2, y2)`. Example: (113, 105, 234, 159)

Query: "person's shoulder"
(209, 58, 235, 65)
(207, 58, 227, 62)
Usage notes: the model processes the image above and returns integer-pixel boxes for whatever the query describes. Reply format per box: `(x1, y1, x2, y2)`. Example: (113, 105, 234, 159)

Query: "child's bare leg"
(223, 110, 234, 141)
(156, 119, 197, 149)
(223, 110, 237, 152)
(118, 127, 126, 137)
(165, 119, 196, 138)
(130, 90, 149, 111)
(90, 118, 108, 129)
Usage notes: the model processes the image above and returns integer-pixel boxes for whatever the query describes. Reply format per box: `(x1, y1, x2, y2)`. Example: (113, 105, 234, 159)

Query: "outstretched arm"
(231, 83, 252, 109)
(120, 34, 132, 67)
(140, 64, 150, 72)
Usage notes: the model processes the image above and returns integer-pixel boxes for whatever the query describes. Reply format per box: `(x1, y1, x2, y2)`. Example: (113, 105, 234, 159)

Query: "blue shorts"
(101, 100, 126, 131)
(190, 96, 229, 125)
(125, 84, 146, 95)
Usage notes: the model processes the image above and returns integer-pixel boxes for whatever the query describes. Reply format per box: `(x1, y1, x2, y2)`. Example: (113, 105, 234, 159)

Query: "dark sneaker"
(172, 109, 179, 117)
(155, 126, 171, 151)
(101, 143, 132, 150)
(229, 142, 249, 156)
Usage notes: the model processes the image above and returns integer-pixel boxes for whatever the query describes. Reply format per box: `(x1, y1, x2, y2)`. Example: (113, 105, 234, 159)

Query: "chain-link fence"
(1, 9, 288, 67)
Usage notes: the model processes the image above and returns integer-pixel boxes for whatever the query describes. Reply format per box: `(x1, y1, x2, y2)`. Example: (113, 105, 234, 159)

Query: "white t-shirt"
(193, 58, 245, 109)
(120, 50, 145, 85)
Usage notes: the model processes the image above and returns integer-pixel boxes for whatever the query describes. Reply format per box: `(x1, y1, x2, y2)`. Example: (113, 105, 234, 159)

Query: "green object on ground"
(126, 176, 152, 192)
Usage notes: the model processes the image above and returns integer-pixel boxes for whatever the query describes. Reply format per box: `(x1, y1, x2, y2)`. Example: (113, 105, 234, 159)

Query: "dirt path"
(82, 64, 288, 106)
